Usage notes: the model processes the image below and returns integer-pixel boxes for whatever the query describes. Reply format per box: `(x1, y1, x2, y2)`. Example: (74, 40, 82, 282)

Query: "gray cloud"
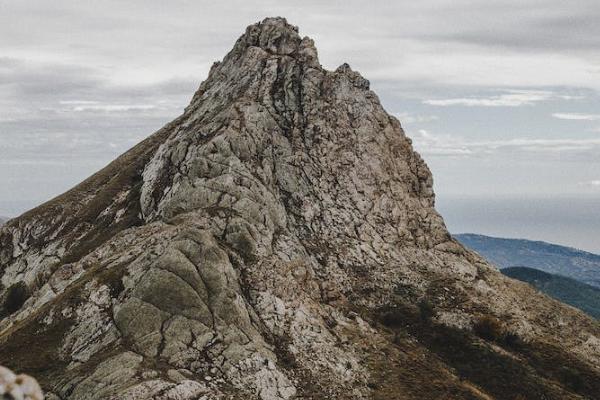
(1, 0, 600, 217)
(579, 180, 600, 186)
(411, 1, 600, 52)
(394, 113, 439, 124)
(413, 129, 600, 158)
(423, 90, 558, 107)
(552, 113, 600, 121)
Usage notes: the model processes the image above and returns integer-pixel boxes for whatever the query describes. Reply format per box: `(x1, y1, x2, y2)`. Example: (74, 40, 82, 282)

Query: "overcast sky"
(1, 1, 599, 250)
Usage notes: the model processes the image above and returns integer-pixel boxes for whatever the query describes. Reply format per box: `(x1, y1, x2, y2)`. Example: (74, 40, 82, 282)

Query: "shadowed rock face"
(0, 18, 598, 400)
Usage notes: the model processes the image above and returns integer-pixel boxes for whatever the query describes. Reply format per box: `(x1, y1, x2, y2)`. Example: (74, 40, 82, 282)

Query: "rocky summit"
(0, 18, 599, 400)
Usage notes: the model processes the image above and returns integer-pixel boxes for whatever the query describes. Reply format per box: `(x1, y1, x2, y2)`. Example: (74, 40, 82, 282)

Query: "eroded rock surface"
(0, 18, 599, 400)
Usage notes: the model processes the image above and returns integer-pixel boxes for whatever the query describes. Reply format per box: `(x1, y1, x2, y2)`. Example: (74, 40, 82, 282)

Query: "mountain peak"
(186, 17, 321, 118)
(1, 18, 599, 400)
(238, 17, 301, 54)
(229, 17, 318, 64)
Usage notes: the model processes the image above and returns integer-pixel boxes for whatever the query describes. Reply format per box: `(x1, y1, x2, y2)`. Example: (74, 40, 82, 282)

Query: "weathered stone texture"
(0, 17, 598, 400)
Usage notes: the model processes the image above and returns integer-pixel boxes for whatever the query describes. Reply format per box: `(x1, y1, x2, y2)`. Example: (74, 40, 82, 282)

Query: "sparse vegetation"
(473, 315, 505, 342)
(2, 282, 30, 316)
(502, 330, 523, 348)
(380, 306, 410, 328)
(560, 366, 584, 391)
(472, 316, 524, 347)
(374, 300, 599, 400)
(271, 334, 298, 369)
(417, 298, 436, 322)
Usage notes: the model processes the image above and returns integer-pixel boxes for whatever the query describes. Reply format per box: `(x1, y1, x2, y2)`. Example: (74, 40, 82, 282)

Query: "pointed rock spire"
(0, 17, 598, 400)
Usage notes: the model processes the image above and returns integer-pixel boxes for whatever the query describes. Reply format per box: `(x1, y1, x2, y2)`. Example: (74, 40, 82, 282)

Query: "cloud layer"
(413, 129, 600, 157)
(424, 90, 580, 107)
(1, 0, 600, 216)
(552, 113, 600, 121)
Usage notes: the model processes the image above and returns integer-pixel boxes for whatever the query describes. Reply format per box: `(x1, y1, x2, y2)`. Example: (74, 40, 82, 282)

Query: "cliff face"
(0, 18, 598, 400)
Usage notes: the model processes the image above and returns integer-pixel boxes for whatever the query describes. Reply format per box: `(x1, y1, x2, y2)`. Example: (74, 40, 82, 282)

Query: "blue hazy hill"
(455, 233, 600, 288)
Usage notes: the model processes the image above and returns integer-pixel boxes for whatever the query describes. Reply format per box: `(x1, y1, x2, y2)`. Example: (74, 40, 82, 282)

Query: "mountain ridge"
(501, 267, 600, 319)
(0, 18, 599, 400)
(455, 233, 600, 288)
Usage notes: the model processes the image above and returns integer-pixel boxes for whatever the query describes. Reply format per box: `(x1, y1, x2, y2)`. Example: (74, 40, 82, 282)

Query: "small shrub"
(473, 315, 504, 342)
(503, 331, 523, 347)
(418, 299, 436, 322)
(560, 366, 584, 391)
(381, 308, 405, 328)
(272, 335, 297, 368)
(367, 381, 378, 390)
(2, 282, 30, 315)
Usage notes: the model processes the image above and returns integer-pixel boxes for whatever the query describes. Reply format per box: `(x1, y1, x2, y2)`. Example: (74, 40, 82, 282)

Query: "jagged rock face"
(0, 18, 599, 400)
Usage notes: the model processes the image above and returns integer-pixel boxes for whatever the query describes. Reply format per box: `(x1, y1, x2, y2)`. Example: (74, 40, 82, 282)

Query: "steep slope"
(0, 18, 599, 400)
(455, 233, 600, 288)
(502, 267, 600, 319)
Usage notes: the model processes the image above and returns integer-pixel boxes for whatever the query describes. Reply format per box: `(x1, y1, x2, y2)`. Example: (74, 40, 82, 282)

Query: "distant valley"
(455, 233, 600, 288)
(502, 267, 600, 319)
(455, 233, 600, 318)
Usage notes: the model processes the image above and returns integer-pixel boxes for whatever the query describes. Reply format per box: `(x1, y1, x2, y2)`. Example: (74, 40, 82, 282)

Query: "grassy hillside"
(455, 233, 600, 288)
(502, 267, 600, 319)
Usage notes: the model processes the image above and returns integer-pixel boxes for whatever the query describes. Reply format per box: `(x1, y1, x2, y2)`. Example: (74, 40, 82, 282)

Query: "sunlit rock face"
(0, 18, 598, 400)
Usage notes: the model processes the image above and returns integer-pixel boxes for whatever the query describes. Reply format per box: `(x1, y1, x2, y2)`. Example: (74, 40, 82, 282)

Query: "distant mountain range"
(455, 233, 600, 288)
(455, 233, 600, 319)
(501, 267, 600, 319)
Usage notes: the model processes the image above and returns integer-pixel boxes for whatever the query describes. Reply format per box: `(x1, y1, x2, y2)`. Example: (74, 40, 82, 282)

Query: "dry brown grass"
(370, 299, 599, 400)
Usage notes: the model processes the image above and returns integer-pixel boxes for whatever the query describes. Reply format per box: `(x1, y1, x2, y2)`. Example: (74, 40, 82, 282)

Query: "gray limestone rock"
(0, 17, 598, 400)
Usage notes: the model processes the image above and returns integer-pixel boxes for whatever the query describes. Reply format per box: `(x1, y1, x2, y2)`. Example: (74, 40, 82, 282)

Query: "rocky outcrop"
(0, 366, 43, 400)
(0, 18, 598, 400)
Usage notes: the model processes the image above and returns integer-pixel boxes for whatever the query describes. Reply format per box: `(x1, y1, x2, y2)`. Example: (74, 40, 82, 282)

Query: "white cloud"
(579, 180, 600, 186)
(423, 90, 556, 107)
(395, 112, 439, 124)
(71, 104, 157, 112)
(59, 100, 100, 105)
(411, 129, 600, 157)
(552, 113, 600, 121)
(2, 2, 600, 206)
(412, 129, 474, 156)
